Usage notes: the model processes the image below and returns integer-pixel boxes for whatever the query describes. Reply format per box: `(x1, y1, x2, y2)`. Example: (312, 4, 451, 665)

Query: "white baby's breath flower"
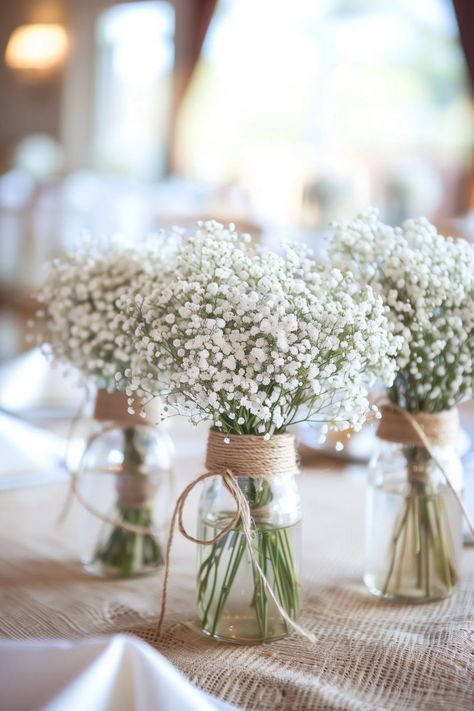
(329, 209, 474, 412)
(122, 221, 398, 434)
(33, 236, 175, 390)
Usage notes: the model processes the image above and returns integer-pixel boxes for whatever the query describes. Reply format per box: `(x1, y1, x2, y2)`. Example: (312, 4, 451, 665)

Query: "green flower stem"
(198, 478, 300, 640)
(210, 531, 247, 637)
(382, 503, 411, 596)
(257, 533, 269, 637)
(199, 539, 226, 629)
(432, 496, 455, 590)
(382, 447, 458, 599)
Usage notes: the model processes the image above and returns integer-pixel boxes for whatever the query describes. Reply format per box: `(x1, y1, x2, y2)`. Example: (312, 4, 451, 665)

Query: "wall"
(61, 0, 194, 173)
(0, 0, 67, 168)
(0, 0, 197, 173)
(60, 0, 115, 171)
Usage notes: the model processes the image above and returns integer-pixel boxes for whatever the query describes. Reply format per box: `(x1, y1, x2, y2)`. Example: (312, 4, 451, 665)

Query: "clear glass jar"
(78, 421, 174, 578)
(65, 381, 100, 473)
(197, 473, 301, 644)
(365, 440, 463, 602)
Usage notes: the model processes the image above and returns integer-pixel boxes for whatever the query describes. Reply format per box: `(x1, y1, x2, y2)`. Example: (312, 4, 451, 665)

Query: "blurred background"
(1, 0, 474, 364)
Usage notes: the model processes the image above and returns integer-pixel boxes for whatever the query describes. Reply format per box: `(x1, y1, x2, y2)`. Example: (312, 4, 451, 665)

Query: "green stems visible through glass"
(382, 446, 458, 600)
(93, 426, 163, 576)
(197, 478, 300, 641)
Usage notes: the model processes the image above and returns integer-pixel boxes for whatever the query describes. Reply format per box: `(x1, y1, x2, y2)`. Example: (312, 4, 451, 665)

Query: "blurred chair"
(384, 161, 443, 225)
(152, 181, 263, 240)
(13, 134, 63, 181)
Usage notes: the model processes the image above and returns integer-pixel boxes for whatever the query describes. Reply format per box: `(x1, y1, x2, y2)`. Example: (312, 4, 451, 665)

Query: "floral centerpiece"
(35, 240, 166, 389)
(34, 239, 175, 577)
(330, 209, 474, 600)
(121, 221, 399, 641)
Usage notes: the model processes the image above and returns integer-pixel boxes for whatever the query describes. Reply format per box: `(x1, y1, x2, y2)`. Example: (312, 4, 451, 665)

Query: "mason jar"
(197, 468, 301, 644)
(65, 380, 99, 474)
(365, 439, 463, 602)
(77, 390, 174, 578)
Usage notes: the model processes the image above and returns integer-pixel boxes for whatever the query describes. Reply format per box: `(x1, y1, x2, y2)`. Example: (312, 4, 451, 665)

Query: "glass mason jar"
(365, 440, 463, 602)
(197, 472, 301, 644)
(78, 391, 174, 578)
(66, 380, 100, 473)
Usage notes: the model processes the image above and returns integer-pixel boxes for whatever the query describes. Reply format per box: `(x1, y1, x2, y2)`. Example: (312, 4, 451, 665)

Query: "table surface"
(1, 422, 473, 711)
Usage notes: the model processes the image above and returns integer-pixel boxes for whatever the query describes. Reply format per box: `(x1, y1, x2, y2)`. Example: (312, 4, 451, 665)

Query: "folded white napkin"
(0, 635, 238, 711)
(0, 347, 84, 414)
(0, 412, 66, 489)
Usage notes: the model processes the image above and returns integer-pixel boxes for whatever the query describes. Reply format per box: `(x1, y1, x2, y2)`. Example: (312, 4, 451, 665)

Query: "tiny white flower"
(117, 219, 398, 435)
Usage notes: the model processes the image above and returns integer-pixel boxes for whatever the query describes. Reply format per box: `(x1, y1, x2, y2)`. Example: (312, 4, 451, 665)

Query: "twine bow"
(377, 401, 474, 537)
(157, 430, 315, 642)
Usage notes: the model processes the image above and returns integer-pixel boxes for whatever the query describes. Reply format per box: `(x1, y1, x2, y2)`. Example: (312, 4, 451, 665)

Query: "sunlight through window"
(179, 0, 474, 228)
(93, 1, 174, 179)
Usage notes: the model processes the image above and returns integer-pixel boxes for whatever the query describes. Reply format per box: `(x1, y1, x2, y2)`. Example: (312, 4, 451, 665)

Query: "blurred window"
(179, 0, 474, 227)
(93, 1, 174, 180)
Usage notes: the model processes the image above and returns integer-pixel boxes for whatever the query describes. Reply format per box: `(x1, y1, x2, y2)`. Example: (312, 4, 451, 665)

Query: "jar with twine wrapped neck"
(76, 389, 174, 578)
(157, 429, 303, 645)
(364, 403, 465, 602)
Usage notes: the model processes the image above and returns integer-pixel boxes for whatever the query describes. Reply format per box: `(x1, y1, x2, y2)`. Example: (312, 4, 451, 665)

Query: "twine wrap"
(377, 404, 459, 447)
(157, 430, 314, 642)
(205, 429, 298, 477)
(116, 473, 156, 510)
(376, 401, 474, 537)
(94, 390, 158, 427)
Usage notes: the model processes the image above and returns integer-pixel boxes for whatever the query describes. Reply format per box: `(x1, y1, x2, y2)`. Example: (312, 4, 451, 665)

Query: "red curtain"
(452, 1, 474, 209)
(453, 0, 474, 91)
(167, 0, 218, 173)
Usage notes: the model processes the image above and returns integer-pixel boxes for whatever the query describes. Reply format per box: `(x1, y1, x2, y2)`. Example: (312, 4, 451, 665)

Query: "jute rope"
(157, 429, 315, 642)
(205, 430, 298, 477)
(377, 401, 474, 536)
(58, 390, 160, 535)
(116, 472, 156, 509)
(94, 390, 157, 427)
(66, 451, 160, 534)
(377, 404, 459, 447)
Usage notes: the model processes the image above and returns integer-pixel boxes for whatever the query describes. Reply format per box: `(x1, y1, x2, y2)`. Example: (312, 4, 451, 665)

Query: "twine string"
(205, 429, 298, 477)
(116, 471, 156, 509)
(58, 390, 160, 535)
(62, 425, 161, 535)
(57, 380, 91, 526)
(157, 431, 315, 643)
(93, 389, 158, 427)
(376, 403, 459, 447)
(378, 401, 474, 537)
(69, 474, 159, 535)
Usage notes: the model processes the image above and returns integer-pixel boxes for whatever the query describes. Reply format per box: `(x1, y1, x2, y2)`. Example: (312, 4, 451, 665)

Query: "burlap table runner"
(0, 435, 473, 711)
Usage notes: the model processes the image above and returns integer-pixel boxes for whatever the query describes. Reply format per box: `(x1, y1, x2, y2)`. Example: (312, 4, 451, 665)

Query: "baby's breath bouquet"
(35, 240, 167, 389)
(35, 239, 174, 577)
(330, 209, 474, 601)
(123, 223, 398, 433)
(123, 221, 398, 641)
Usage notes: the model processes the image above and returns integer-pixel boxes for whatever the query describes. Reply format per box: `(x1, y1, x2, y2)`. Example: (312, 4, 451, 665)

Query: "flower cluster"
(329, 209, 474, 412)
(120, 221, 399, 435)
(34, 238, 173, 390)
